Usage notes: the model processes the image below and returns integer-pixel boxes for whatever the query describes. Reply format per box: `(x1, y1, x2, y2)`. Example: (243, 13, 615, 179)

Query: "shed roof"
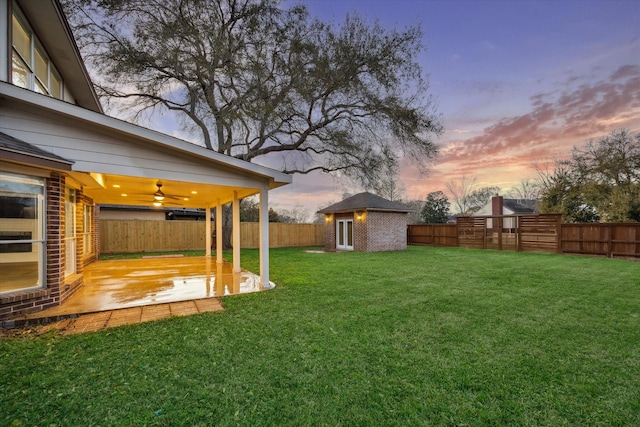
(0, 131, 74, 170)
(317, 192, 412, 214)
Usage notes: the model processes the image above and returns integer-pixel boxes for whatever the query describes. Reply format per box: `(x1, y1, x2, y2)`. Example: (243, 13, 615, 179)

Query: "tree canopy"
(538, 129, 640, 222)
(420, 191, 450, 223)
(63, 0, 442, 187)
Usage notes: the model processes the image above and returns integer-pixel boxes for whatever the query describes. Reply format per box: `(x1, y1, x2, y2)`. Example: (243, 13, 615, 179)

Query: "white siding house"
(0, 0, 291, 320)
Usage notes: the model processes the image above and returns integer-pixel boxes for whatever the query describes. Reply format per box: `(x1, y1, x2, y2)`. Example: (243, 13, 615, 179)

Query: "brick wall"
(364, 211, 407, 252)
(353, 213, 366, 251)
(323, 213, 336, 251)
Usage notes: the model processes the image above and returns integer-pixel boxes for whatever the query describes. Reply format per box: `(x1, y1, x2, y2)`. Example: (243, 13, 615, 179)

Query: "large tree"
(538, 129, 640, 222)
(420, 191, 450, 223)
(64, 0, 441, 186)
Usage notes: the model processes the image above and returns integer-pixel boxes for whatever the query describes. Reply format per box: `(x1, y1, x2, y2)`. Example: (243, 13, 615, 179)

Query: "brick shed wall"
(323, 214, 336, 251)
(364, 211, 407, 252)
(321, 210, 407, 252)
(323, 212, 355, 251)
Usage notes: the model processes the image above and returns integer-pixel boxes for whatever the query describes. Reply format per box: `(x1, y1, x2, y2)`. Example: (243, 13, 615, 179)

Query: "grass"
(2, 246, 639, 426)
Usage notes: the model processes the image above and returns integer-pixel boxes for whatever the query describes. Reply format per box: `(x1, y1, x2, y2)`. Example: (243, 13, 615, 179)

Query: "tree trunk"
(222, 203, 233, 250)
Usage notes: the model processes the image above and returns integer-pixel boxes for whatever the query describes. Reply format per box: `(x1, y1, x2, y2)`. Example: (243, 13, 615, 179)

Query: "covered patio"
(14, 256, 271, 328)
(26, 256, 272, 315)
(1, 82, 291, 321)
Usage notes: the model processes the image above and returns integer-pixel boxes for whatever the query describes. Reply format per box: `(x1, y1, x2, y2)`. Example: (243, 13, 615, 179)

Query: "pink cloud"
(406, 64, 640, 197)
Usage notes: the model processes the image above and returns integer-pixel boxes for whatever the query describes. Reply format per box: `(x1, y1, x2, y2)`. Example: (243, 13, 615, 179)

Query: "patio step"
(1, 298, 224, 334)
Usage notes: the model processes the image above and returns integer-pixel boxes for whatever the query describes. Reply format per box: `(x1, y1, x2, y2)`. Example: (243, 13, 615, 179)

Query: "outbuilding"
(318, 192, 412, 252)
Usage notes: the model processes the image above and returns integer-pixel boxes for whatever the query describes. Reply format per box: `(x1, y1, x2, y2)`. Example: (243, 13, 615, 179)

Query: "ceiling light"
(121, 193, 127, 197)
(112, 184, 120, 188)
(191, 191, 197, 194)
(153, 201, 162, 207)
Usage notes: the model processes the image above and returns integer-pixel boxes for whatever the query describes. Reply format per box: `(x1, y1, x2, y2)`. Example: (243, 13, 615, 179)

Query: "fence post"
(608, 224, 613, 258)
(556, 215, 562, 254)
(483, 218, 487, 249)
(516, 216, 521, 252)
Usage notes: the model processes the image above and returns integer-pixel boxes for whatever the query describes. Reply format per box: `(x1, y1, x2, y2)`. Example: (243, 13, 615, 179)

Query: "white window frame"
(82, 204, 92, 256)
(11, 4, 63, 99)
(0, 172, 46, 294)
(64, 187, 77, 277)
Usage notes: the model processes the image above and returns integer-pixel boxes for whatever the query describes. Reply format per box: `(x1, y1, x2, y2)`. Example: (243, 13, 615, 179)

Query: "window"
(83, 204, 92, 255)
(0, 172, 45, 294)
(65, 187, 77, 277)
(11, 5, 64, 99)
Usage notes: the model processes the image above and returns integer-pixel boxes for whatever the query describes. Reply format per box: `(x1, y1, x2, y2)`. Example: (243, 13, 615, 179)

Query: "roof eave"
(1, 82, 292, 186)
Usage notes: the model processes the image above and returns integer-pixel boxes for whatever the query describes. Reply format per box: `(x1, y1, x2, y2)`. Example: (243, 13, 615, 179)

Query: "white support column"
(216, 201, 223, 264)
(259, 186, 269, 287)
(205, 206, 212, 257)
(232, 191, 241, 272)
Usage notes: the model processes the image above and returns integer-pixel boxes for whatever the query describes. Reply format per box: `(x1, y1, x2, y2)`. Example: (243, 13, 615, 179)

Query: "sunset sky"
(97, 0, 640, 217)
(265, 0, 640, 216)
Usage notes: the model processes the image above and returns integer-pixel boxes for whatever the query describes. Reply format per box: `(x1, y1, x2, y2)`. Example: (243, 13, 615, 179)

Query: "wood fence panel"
(520, 214, 561, 253)
(239, 223, 259, 248)
(407, 224, 434, 245)
(100, 220, 207, 253)
(561, 222, 640, 259)
(433, 224, 458, 246)
(101, 220, 323, 253)
(240, 223, 324, 248)
(407, 224, 457, 246)
(611, 223, 640, 259)
(457, 217, 485, 249)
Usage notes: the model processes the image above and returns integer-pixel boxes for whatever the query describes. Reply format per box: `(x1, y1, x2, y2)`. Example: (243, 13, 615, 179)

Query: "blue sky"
(267, 0, 640, 215)
(101, 0, 639, 216)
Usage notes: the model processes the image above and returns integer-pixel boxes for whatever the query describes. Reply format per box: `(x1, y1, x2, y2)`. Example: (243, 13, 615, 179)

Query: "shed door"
(336, 219, 353, 250)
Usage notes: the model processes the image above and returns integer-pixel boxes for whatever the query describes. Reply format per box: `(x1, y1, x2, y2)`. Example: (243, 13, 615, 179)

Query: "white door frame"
(336, 219, 354, 250)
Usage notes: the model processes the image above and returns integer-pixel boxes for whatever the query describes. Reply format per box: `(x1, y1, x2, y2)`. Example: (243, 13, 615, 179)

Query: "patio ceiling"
(72, 172, 263, 209)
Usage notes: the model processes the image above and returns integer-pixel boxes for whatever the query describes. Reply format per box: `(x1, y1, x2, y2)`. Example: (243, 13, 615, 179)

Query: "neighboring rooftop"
(504, 198, 537, 214)
(318, 192, 412, 214)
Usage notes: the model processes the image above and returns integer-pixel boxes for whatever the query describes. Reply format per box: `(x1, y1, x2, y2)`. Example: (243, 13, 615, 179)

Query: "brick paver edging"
(1, 298, 224, 336)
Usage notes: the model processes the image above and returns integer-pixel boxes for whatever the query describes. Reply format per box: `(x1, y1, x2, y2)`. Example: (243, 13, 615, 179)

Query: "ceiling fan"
(136, 182, 188, 206)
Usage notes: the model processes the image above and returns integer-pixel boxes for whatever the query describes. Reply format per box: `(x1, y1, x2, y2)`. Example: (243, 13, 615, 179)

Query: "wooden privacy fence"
(100, 220, 324, 253)
(240, 223, 324, 248)
(561, 223, 640, 259)
(406, 223, 458, 247)
(408, 214, 640, 260)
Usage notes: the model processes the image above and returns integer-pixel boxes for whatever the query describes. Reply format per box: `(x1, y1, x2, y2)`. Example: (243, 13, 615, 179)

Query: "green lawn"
(2, 246, 639, 426)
